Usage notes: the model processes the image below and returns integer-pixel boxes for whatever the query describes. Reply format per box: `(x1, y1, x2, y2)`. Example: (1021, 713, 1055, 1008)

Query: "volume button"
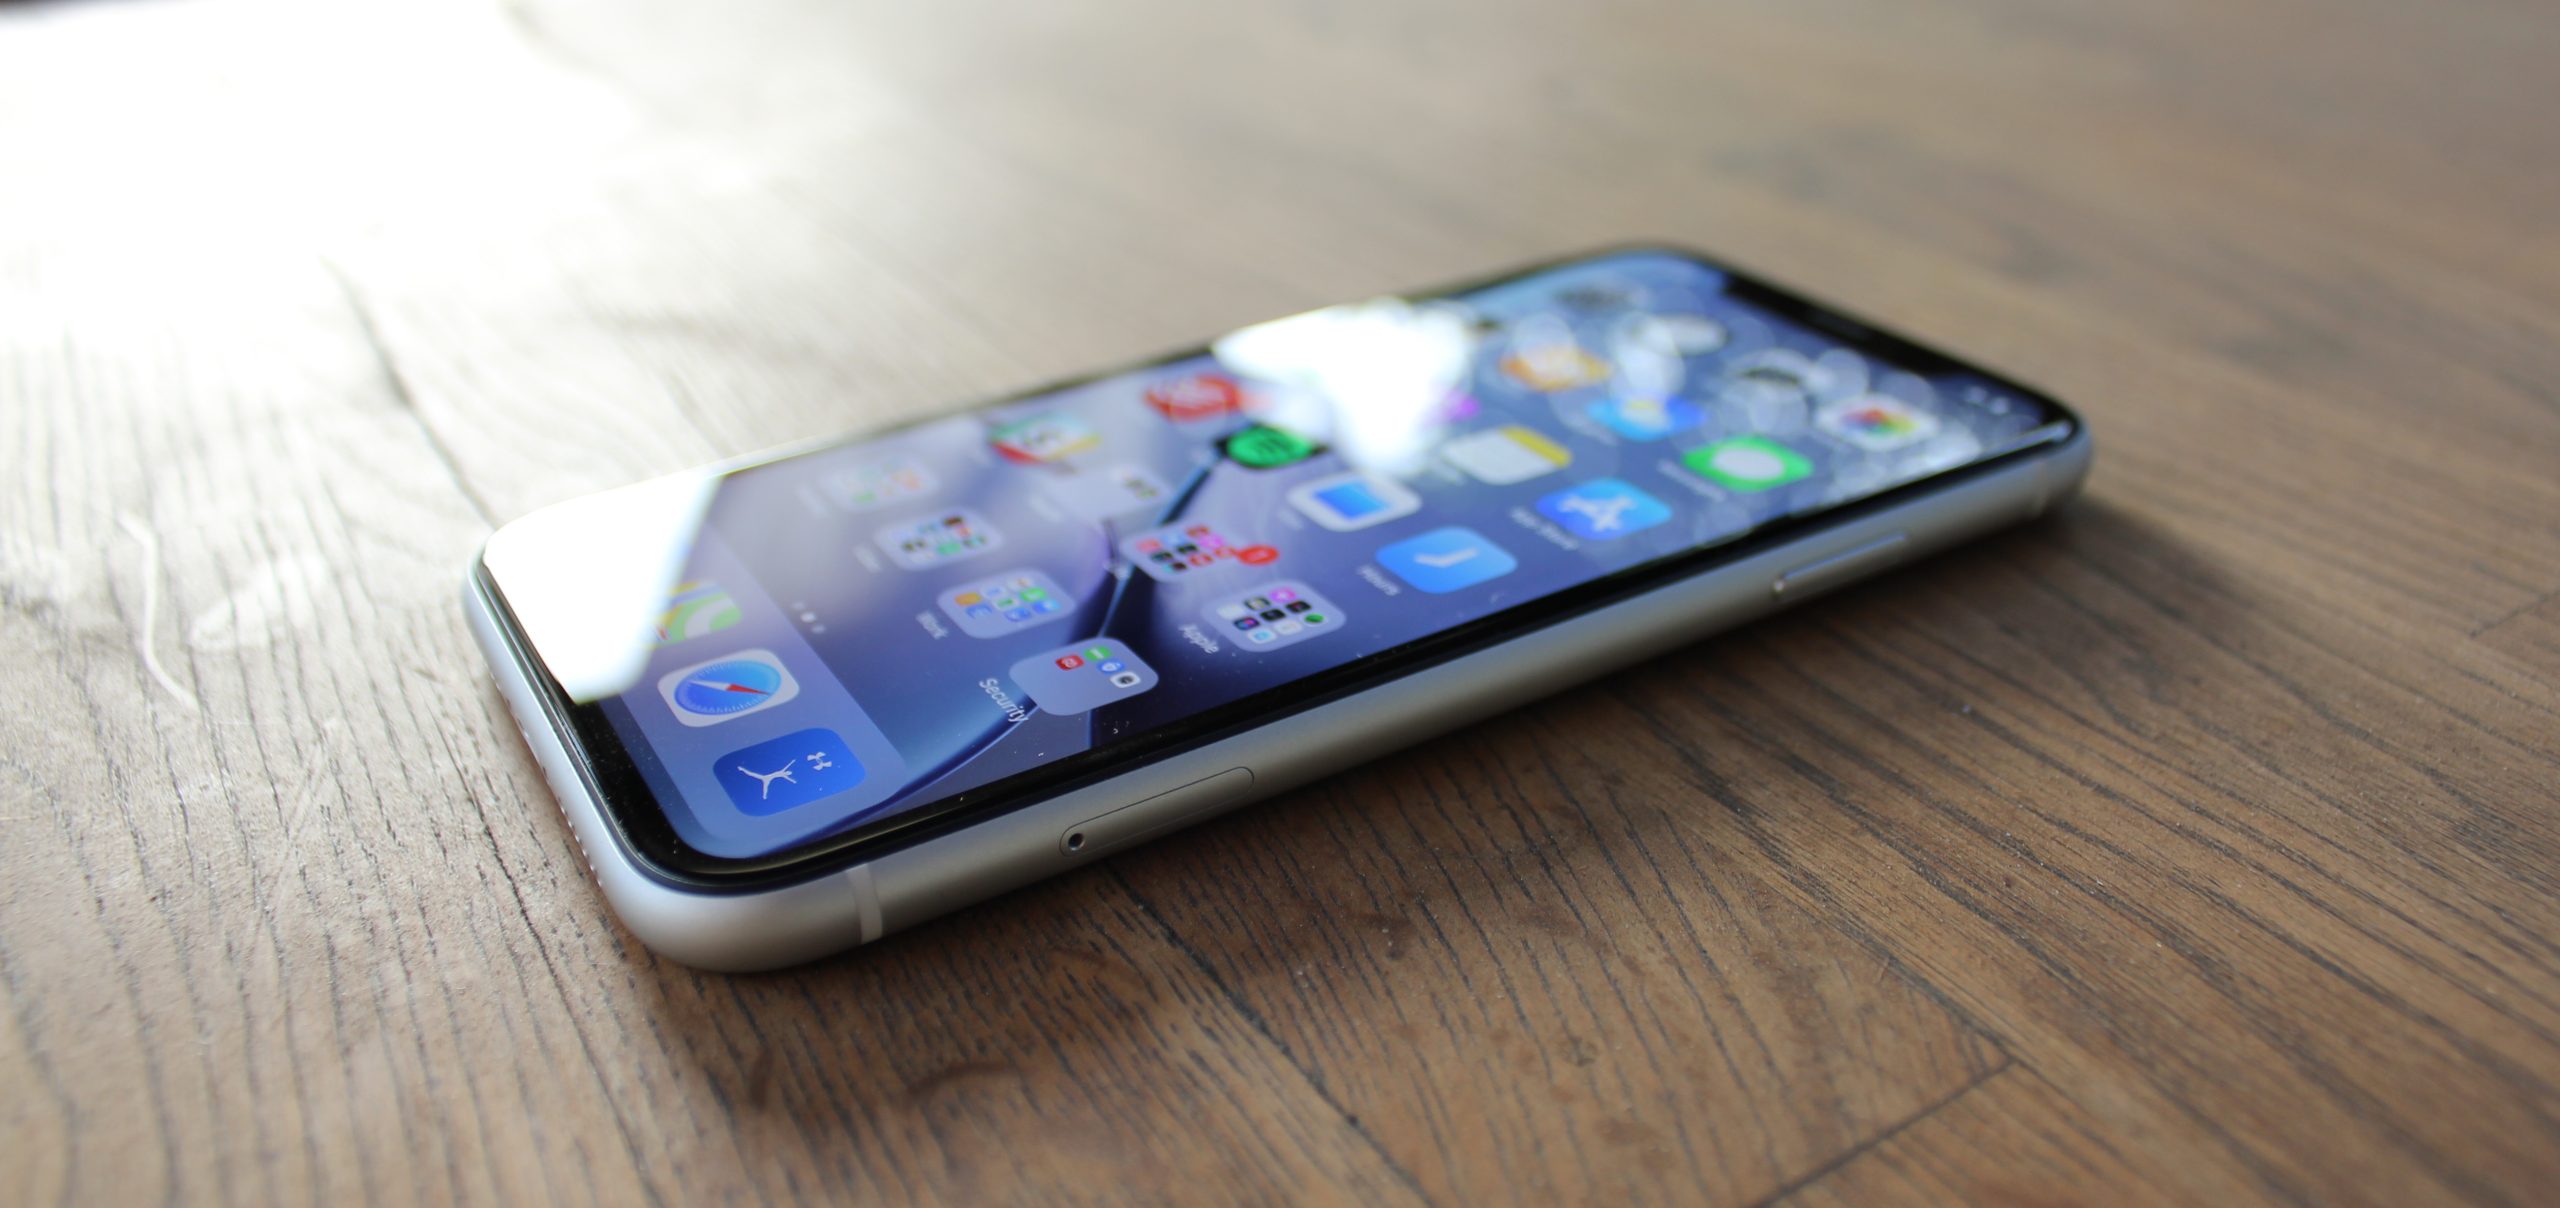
(1773, 533, 1909, 602)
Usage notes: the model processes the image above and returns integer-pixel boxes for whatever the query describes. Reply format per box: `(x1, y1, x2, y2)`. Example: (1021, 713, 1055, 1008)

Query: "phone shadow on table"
(618, 498, 2233, 1135)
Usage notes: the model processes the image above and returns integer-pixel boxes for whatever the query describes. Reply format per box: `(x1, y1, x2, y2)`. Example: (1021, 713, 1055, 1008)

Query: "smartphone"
(465, 245, 2089, 971)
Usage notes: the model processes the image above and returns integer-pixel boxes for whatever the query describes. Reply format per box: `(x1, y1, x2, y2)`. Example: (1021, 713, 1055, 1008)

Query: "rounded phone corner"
(585, 853, 882, 974)
(2035, 422, 2097, 515)
(462, 572, 883, 974)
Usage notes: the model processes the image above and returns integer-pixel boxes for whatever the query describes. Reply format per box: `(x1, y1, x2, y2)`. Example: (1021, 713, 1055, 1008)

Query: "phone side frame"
(467, 429, 2090, 971)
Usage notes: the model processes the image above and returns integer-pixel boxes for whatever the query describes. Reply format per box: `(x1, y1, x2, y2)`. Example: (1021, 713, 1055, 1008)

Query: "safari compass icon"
(657, 649, 801, 727)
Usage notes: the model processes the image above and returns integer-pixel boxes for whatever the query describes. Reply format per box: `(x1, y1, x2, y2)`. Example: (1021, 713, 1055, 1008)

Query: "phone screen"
(492, 248, 2072, 875)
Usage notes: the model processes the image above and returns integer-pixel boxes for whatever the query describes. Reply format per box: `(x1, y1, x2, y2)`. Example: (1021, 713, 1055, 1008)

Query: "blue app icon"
(713, 728, 866, 817)
(1377, 526, 1519, 594)
(1319, 481, 1384, 515)
(1537, 478, 1674, 542)
(1586, 396, 1703, 441)
(1288, 471, 1422, 532)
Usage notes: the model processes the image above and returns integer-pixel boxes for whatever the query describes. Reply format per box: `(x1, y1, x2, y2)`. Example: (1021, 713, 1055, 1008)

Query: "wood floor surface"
(4, 0, 2556, 1202)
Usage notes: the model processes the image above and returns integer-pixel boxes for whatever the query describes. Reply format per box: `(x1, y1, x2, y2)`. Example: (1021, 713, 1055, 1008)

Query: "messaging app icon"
(1683, 436, 1813, 492)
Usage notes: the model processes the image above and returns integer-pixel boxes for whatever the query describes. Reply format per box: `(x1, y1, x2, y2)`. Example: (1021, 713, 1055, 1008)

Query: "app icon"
(1442, 425, 1572, 485)
(875, 509, 1003, 568)
(714, 728, 865, 816)
(1009, 640, 1159, 715)
(1047, 463, 1173, 522)
(1536, 478, 1674, 542)
(658, 649, 801, 727)
(1723, 348, 1828, 398)
(1287, 471, 1423, 532)
(1112, 466, 1170, 502)
(1222, 424, 1320, 470)
(1817, 394, 1941, 452)
(1205, 580, 1345, 652)
(1377, 527, 1519, 594)
(990, 414, 1101, 464)
(822, 455, 936, 511)
(652, 580, 742, 647)
(1500, 342, 1611, 391)
(1119, 520, 1281, 581)
(1683, 436, 1814, 492)
(1144, 372, 1248, 421)
(1585, 396, 1705, 442)
(1557, 283, 1637, 311)
(1654, 314, 1729, 355)
(937, 569, 1075, 638)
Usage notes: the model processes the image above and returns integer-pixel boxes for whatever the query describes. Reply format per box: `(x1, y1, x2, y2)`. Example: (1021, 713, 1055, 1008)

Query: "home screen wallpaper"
(599, 250, 2060, 859)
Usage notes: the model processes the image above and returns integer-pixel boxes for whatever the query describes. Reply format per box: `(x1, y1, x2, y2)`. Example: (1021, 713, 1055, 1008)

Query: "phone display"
(499, 248, 2072, 875)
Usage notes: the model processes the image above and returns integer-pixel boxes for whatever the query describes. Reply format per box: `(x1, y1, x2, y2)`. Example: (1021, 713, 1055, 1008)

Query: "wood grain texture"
(1109, 720, 2007, 1205)
(5, 0, 2558, 1203)
(1775, 1067, 2175, 1206)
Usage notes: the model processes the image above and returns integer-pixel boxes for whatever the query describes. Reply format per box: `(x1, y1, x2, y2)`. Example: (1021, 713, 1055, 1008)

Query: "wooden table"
(6, 0, 2556, 1202)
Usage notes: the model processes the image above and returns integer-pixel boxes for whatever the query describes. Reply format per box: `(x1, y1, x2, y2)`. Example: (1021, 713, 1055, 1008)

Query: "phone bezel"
(479, 243, 2081, 892)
